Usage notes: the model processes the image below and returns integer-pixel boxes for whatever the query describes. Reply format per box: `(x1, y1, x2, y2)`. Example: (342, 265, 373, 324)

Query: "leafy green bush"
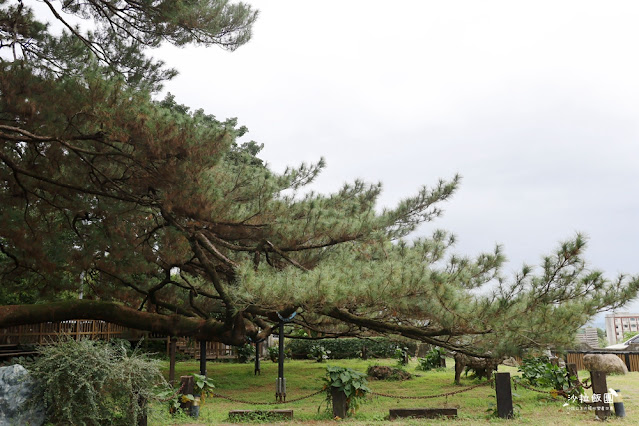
(394, 346, 409, 366)
(416, 347, 445, 371)
(28, 338, 165, 425)
(308, 345, 331, 362)
(517, 356, 582, 398)
(267, 345, 291, 362)
(287, 337, 417, 359)
(268, 345, 279, 362)
(236, 343, 254, 363)
(323, 366, 370, 416)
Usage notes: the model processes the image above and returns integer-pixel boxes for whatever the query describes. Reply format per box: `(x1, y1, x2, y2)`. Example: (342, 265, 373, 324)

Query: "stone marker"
(0, 364, 45, 426)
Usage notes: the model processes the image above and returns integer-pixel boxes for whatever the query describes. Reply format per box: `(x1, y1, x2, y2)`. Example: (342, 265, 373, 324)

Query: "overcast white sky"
(34, 0, 639, 326)
(154, 1, 639, 325)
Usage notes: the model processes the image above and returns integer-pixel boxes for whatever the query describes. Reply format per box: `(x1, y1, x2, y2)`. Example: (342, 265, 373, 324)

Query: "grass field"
(148, 358, 637, 425)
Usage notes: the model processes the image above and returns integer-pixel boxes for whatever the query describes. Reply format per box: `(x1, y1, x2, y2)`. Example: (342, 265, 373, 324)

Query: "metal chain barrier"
(512, 380, 554, 395)
(370, 378, 494, 400)
(210, 388, 326, 406)
(156, 382, 186, 402)
(512, 377, 591, 397)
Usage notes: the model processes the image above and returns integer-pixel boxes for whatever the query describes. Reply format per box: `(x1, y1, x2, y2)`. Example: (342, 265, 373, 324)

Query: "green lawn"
(148, 358, 637, 425)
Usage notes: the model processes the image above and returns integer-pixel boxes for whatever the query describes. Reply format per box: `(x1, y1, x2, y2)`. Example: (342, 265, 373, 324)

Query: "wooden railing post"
(495, 372, 513, 419)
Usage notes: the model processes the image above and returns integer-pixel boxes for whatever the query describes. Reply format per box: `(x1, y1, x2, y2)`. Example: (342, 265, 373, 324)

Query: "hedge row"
(286, 337, 419, 359)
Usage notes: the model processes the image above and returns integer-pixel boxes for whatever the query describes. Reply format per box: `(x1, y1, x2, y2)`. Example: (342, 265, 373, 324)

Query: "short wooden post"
(361, 345, 368, 360)
(624, 353, 631, 372)
(590, 371, 611, 419)
(495, 372, 513, 419)
(439, 356, 447, 368)
(566, 363, 578, 387)
(169, 337, 177, 385)
(137, 396, 147, 426)
(331, 388, 348, 419)
(179, 376, 194, 413)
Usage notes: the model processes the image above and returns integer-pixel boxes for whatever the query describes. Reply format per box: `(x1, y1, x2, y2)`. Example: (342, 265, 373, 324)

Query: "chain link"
(512, 377, 591, 397)
(156, 382, 186, 402)
(211, 388, 326, 406)
(370, 378, 494, 400)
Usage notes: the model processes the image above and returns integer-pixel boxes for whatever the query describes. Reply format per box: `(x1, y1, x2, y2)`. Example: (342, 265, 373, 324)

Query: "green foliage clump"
(323, 366, 370, 416)
(235, 343, 254, 363)
(268, 345, 279, 362)
(517, 356, 582, 398)
(394, 346, 410, 367)
(287, 337, 417, 359)
(267, 345, 291, 362)
(416, 347, 446, 371)
(28, 338, 165, 425)
(157, 373, 215, 413)
(308, 345, 331, 362)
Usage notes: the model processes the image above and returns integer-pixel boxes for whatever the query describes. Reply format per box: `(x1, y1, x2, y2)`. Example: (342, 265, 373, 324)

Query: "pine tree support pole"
(276, 321, 285, 402)
(495, 372, 513, 419)
(255, 341, 261, 375)
(275, 311, 297, 402)
(199, 340, 207, 377)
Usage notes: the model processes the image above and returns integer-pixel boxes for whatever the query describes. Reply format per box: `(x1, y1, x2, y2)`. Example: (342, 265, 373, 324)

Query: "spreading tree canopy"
(1, 1, 637, 357)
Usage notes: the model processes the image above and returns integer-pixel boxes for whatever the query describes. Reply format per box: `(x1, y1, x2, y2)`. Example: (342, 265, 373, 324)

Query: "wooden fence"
(0, 320, 141, 345)
(175, 339, 236, 359)
(0, 320, 237, 359)
(566, 351, 639, 372)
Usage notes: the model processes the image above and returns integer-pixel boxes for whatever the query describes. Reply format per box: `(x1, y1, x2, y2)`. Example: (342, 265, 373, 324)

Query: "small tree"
(28, 338, 165, 425)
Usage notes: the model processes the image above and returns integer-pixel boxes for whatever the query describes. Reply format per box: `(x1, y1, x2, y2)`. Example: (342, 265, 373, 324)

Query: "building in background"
(605, 312, 639, 345)
(576, 327, 599, 348)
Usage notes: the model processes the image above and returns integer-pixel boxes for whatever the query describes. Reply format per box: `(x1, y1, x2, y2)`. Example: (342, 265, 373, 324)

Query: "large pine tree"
(1, 1, 637, 356)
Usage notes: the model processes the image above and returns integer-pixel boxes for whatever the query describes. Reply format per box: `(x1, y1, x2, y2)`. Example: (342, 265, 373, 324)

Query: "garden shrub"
(236, 343, 254, 363)
(416, 347, 445, 371)
(517, 356, 582, 398)
(324, 366, 370, 416)
(28, 338, 165, 425)
(393, 346, 410, 366)
(308, 344, 331, 362)
(287, 337, 417, 359)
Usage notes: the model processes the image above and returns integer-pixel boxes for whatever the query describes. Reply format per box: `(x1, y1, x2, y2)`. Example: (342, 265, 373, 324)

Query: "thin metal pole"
(278, 322, 284, 380)
(276, 321, 286, 401)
